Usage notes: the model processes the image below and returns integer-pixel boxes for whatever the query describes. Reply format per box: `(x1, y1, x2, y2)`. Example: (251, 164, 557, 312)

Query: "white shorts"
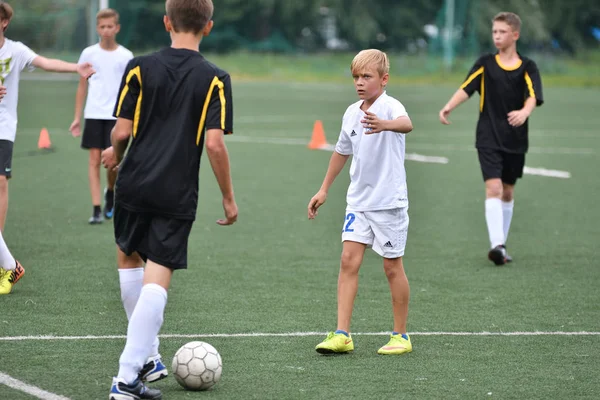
(341, 208, 409, 258)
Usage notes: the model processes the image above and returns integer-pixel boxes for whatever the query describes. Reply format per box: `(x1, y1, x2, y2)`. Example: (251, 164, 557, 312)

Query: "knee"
(340, 250, 361, 274)
(0, 176, 8, 192)
(485, 180, 503, 198)
(502, 186, 514, 202)
(383, 258, 404, 280)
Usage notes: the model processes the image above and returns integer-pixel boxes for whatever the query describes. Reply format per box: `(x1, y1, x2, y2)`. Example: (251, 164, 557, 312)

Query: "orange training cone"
(308, 120, 328, 150)
(38, 128, 52, 149)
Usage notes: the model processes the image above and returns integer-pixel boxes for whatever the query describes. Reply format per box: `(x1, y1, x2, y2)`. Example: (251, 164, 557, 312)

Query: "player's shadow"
(13, 147, 57, 158)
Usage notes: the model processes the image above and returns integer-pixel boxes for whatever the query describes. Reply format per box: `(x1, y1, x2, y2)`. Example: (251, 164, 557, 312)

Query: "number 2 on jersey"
(344, 213, 356, 232)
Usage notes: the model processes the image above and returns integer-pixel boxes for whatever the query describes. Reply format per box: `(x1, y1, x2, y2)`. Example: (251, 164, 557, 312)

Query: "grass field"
(0, 77, 599, 399)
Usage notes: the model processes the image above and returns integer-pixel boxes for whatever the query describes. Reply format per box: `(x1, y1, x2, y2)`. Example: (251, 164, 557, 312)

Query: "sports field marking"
(523, 166, 571, 179)
(0, 372, 70, 400)
(1, 331, 599, 342)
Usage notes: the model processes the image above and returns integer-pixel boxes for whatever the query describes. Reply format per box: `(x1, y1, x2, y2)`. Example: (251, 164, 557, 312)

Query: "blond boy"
(70, 8, 133, 224)
(439, 12, 543, 265)
(308, 49, 414, 355)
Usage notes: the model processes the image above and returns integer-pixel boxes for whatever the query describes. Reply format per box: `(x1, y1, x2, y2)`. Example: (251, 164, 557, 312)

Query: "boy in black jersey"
(102, 0, 237, 398)
(439, 12, 543, 266)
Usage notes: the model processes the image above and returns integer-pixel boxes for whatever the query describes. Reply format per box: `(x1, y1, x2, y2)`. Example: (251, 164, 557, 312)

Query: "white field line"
(0, 331, 599, 342)
(523, 166, 571, 179)
(0, 372, 70, 400)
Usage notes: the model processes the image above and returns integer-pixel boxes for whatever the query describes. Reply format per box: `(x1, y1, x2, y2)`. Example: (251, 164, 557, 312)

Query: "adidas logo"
(350, 130, 357, 137)
(383, 241, 393, 248)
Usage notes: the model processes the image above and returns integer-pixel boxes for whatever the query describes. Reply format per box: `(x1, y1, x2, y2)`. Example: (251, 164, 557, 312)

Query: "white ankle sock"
(118, 268, 160, 357)
(502, 200, 514, 244)
(485, 198, 505, 248)
(118, 284, 167, 383)
(0, 230, 15, 271)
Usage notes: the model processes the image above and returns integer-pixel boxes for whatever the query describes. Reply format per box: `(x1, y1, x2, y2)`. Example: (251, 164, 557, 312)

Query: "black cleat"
(109, 377, 162, 400)
(488, 245, 507, 266)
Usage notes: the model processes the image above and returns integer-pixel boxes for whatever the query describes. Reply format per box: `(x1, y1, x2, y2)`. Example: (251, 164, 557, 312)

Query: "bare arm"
(382, 116, 413, 134)
(73, 77, 88, 120)
(205, 129, 237, 225)
(111, 118, 133, 162)
(439, 89, 470, 124)
(308, 151, 350, 219)
(507, 96, 538, 127)
(32, 56, 78, 73)
(31, 56, 95, 79)
(319, 152, 350, 193)
(69, 77, 88, 136)
(205, 129, 234, 200)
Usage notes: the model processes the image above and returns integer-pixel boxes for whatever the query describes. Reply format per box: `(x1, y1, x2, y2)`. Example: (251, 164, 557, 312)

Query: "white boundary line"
(0, 372, 70, 400)
(1, 331, 599, 341)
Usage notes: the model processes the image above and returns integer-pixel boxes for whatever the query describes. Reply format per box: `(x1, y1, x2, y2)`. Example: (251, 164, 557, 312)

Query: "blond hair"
(166, 0, 214, 34)
(492, 12, 522, 32)
(97, 8, 119, 24)
(350, 49, 390, 77)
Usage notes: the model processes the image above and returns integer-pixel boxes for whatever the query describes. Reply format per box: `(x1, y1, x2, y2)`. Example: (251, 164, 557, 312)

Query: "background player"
(70, 8, 133, 224)
(308, 49, 414, 355)
(101, 0, 237, 398)
(0, 1, 94, 294)
(439, 12, 543, 266)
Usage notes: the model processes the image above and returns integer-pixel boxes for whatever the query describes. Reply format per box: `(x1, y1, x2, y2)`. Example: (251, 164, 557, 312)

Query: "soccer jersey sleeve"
(204, 73, 233, 134)
(113, 59, 141, 121)
(390, 100, 408, 120)
(14, 42, 37, 71)
(334, 128, 352, 155)
(460, 56, 485, 97)
(524, 60, 544, 106)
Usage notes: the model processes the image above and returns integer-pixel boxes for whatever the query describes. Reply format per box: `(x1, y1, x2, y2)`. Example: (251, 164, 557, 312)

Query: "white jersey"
(335, 92, 409, 211)
(0, 39, 37, 142)
(78, 44, 133, 120)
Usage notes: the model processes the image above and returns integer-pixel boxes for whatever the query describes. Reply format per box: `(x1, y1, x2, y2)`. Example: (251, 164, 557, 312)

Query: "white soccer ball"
(172, 341, 222, 391)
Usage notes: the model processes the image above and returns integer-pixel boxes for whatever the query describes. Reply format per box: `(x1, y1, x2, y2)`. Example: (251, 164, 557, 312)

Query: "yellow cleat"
(0, 261, 25, 295)
(315, 332, 354, 354)
(377, 333, 412, 355)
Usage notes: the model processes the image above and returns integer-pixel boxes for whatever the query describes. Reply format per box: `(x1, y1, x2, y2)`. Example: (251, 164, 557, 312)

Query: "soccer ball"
(172, 341, 222, 391)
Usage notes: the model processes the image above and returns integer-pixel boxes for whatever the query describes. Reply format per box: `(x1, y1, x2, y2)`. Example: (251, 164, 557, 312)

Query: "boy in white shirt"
(70, 8, 133, 224)
(308, 49, 414, 355)
(0, 2, 95, 295)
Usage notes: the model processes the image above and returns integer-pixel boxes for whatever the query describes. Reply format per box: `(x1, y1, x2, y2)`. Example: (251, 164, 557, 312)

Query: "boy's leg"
(0, 175, 8, 232)
(0, 139, 14, 232)
(81, 120, 104, 224)
(383, 257, 410, 334)
(499, 152, 524, 263)
(0, 228, 24, 295)
(366, 208, 412, 355)
(88, 148, 103, 223)
(117, 260, 172, 383)
(337, 240, 367, 332)
(478, 149, 507, 265)
(315, 210, 370, 354)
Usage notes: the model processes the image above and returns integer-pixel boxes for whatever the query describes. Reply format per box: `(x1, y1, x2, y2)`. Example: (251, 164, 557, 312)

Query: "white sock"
(502, 200, 514, 244)
(118, 268, 160, 357)
(485, 198, 505, 248)
(118, 283, 167, 384)
(0, 230, 16, 271)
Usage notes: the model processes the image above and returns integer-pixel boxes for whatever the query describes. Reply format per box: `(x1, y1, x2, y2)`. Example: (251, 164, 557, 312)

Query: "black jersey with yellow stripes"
(460, 53, 543, 154)
(112, 47, 233, 219)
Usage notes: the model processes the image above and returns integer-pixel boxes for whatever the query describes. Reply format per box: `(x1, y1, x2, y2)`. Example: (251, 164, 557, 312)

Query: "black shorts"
(81, 119, 115, 150)
(477, 148, 525, 185)
(114, 203, 194, 270)
(0, 140, 14, 179)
